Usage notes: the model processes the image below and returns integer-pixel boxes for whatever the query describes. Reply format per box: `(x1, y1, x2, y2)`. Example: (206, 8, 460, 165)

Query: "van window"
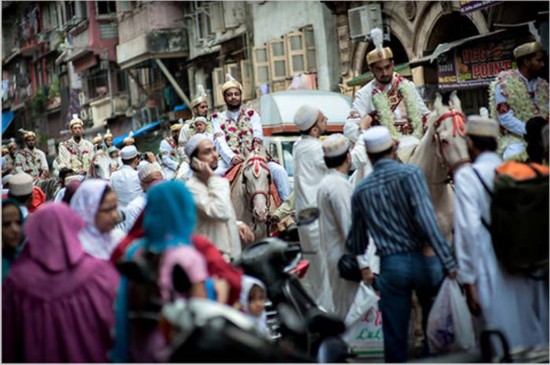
(281, 141, 295, 177)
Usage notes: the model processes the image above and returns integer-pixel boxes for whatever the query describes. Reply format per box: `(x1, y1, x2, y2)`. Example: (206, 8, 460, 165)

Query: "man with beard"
(348, 28, 429, 141)
(57, 114, 94, 176)
(489, 41, 548, 161)
(2, 139, 18, 176)
(158, 123, 183, 180)
(211, 74, 291, 201)
(14, 130, 49, 181)
(184, 134, 254, 258)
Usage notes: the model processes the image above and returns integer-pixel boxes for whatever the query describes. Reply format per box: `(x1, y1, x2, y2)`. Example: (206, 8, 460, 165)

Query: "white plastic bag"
(345, 282, 379, 326)
(343, 282, 383, 357)
(427, 278, 476, 353)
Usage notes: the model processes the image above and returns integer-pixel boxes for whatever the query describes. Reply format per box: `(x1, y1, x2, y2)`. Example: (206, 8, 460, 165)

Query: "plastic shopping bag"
(343, 282, 383, 357)
(426, 278, 476, 353)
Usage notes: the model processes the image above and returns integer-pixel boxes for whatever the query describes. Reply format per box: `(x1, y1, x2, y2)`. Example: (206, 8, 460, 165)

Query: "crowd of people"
(2, 28, 549, 362)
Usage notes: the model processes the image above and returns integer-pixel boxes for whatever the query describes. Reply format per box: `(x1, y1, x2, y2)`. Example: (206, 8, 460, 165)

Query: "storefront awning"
(113, 120, 163, 147)
(409, 29, 507, 68)
(2, 110, 15, 134)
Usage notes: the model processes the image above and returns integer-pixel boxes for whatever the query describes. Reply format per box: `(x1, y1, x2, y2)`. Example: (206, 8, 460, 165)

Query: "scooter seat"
(306, 309, 346, 337)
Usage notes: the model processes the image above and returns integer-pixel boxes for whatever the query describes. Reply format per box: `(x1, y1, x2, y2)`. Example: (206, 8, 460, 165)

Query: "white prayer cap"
(138, 163, 162, 182)
(322, 133, 349, 158)
(8, 173, 33, 196)
(294, 105, 319, 131)
(64, 175, 81, 187)
(185, 134, 211, 158)
(466, 116, 500, 138)
(120, 145, 139, 160)
(193, 116, 208, 126)
(363, 126, 393, 153)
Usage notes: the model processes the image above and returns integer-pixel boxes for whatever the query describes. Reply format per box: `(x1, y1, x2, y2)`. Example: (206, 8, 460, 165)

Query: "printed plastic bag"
(345, 282, 379, 326)
(343, 282, 383, 357)
(427, 278, 476, 353)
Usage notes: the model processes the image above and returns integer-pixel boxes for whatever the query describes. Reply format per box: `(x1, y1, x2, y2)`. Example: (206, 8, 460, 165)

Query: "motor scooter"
(234, 207, 353, 363)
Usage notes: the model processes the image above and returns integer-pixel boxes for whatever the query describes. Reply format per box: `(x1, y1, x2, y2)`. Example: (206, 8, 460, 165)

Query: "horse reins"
(432, 109, 470, 182)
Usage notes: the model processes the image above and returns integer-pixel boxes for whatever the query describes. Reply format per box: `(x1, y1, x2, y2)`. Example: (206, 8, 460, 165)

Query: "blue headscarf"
(2, 198, 25, 281)
(143, 181, 196, 252)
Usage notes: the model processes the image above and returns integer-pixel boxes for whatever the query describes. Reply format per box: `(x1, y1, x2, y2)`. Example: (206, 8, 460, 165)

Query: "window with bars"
(96, 1, 117, 15)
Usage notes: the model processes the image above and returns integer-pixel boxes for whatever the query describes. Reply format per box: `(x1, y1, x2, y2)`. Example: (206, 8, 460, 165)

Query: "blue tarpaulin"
(113, 120, 162, 147)
(2, 110, 15, 134)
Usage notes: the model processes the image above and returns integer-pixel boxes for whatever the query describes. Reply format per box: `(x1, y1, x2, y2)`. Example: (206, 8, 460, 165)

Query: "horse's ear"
(434, 93, 444, 113)
(449, 90, 462, 112)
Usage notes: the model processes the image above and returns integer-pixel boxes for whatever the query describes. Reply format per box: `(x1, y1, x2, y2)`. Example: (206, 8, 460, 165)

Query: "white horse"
(402, 91, 470, 241)
(89, 150, 112, 180)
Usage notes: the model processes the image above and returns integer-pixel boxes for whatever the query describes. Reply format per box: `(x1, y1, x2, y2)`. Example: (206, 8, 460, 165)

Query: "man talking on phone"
(184, 134, 254, 259)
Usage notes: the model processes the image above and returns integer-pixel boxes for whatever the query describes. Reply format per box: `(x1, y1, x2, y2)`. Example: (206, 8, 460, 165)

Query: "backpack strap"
(471, 167, 492, 231)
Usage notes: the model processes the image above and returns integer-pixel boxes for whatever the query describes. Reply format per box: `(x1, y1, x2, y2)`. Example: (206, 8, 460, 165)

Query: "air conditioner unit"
(348, 4, 383, 40)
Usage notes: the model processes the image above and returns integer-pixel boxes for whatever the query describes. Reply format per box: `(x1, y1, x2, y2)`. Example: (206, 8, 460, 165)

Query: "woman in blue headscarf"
(2, 198, 25, 281)
(112, 180, 208, 362)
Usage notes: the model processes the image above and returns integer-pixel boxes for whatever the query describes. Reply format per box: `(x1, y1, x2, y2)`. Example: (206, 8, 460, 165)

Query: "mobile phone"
(191, 157, 201, 169)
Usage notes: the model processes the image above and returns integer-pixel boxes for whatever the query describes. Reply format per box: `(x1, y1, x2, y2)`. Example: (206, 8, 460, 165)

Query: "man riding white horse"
(347, 27, 430, 146)
(210, 73, 291, 202)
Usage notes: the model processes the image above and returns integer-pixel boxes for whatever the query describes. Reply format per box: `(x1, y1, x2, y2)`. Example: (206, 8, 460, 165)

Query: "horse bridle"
(432, 109, 470, 180)
(242, 155, 272, 209)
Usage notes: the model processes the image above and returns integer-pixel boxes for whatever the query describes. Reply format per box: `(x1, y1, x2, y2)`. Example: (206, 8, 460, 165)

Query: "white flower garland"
(371, 78, 423, 139)
(490, 69, 549, 158)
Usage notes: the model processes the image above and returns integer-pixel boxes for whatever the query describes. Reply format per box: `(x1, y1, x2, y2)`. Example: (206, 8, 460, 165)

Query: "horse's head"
(428, 91, 470, 175)
(241, 146, 271, 223)
(89, 151, 112, 180)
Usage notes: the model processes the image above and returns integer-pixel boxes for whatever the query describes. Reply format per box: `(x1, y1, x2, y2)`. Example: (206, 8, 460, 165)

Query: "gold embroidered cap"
(69, 114, 84, 129)
(170, 123, 183, 132)
(191, 84, 208, 108)
(92, 133, 103, 144)
(466, 116, 500, 138)
(367, 27, 393, 65)
(322, 133, 349, 158)
(123, 131, 135, 145)
(221, 73, 243, 95)
(19, 129, 36, 140)
(104, 129, 113, 139)
(513, 41, 544, 59)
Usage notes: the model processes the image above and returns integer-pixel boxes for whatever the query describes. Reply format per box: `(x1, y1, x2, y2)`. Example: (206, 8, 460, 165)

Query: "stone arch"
(413, 2, 489, 57)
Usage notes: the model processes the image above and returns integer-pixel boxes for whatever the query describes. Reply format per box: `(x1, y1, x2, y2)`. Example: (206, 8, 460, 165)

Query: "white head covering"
(322, 133, 349, 158)
(120, 145, 139, 160)
(294, 105, 319, 131)
(239, 275, 269, 335)
(70, 179, 123, 260)
(8, 173, 33, 196)
(466, 116, 500, 138)
(193, 116, 208, 126)
(138, 163, 162, 182)
(184, 134, 211, 158)
(363, 126, 393, 153)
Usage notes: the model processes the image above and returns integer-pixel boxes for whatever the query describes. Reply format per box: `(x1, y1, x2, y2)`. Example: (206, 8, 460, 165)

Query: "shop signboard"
(460, 0, 502, 14)
(438, 37, 518, 89)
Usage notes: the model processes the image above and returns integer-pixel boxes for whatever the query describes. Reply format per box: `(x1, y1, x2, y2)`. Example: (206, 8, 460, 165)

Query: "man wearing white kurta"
(184, 134, 254, 258)
(159, 123, 183, 180)
(349, 28, 429, 143)
(110, 146, 144, 209)
(454, 116, 548, 350)
(316, 134, 357, 317)
(57, 115, 95, 176)
(292, 105, 332, 309)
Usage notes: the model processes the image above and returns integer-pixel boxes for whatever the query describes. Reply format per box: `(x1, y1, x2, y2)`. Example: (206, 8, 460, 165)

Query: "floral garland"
(371, 75, 423, 139)
(489, 69, 549, 158)
(217, 109, 255, 155)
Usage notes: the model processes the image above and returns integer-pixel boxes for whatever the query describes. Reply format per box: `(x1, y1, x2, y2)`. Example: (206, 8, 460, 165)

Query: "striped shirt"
(346, 158, 457, 273)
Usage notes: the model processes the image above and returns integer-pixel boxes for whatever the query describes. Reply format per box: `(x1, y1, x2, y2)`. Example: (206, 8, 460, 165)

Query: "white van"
(260, 90, 352, 186)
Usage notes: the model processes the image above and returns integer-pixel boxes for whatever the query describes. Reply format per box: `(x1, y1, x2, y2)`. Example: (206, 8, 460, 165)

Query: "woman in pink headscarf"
(2, 203, 120, 363)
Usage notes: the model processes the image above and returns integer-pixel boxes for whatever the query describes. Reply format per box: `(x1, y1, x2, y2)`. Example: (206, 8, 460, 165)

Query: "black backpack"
(472, 162, 549, 279)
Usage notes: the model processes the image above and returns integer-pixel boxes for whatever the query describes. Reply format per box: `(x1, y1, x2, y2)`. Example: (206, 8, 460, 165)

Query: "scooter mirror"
(296, 207, 320, 226)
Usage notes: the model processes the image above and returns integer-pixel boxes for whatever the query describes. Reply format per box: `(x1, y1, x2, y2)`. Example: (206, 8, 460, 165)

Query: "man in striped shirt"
(346, 126, 457, 362)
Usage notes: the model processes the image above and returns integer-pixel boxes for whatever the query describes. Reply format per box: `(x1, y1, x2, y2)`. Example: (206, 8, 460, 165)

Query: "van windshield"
(281, 141, 295, 177)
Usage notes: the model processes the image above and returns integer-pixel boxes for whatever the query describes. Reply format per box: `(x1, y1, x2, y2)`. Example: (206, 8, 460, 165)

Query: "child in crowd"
(239, 275, 269, 336)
